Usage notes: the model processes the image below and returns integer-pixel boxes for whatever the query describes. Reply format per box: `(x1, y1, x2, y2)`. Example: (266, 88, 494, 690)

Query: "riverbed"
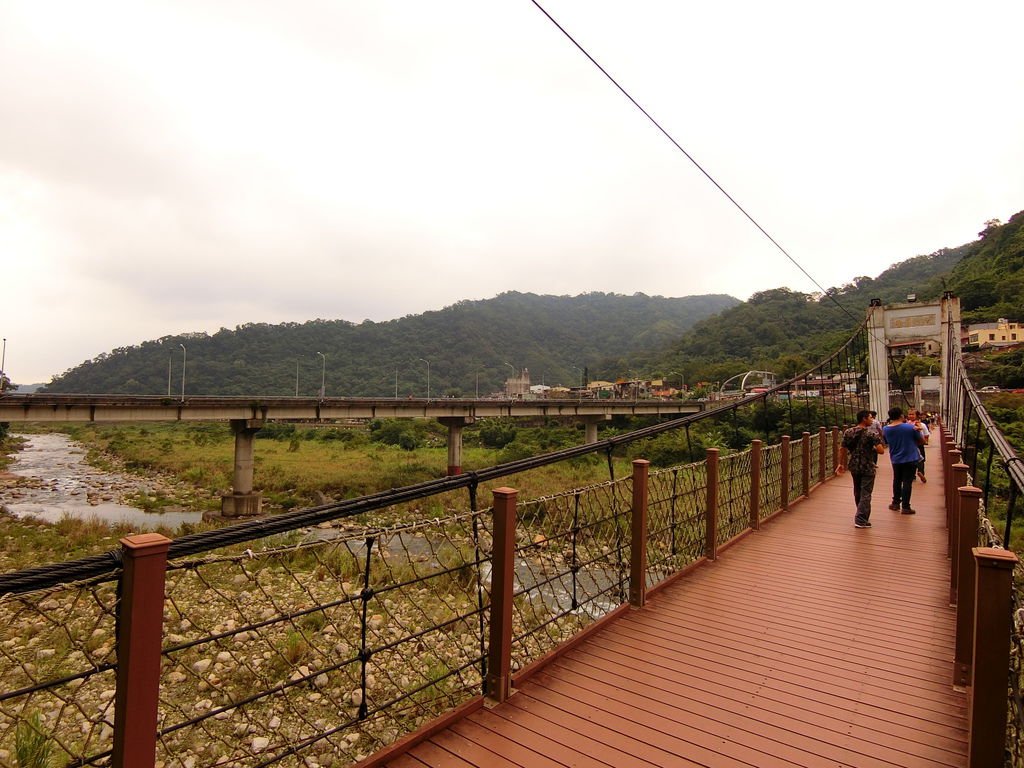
(0, 432, 204, 529)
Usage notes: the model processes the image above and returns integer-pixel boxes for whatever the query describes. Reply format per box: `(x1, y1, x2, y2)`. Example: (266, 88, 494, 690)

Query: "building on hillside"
(966, 319, 1023, 348)
(888, 338, 941, 357)
(504, 367, 531, 398)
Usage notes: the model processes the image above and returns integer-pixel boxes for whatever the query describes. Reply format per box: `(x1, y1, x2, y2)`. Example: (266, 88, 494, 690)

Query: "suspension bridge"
(0, 297, 1020, 768)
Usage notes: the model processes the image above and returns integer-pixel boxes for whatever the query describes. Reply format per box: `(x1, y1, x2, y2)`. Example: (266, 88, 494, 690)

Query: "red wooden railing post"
(780, 436, 790, 511)
(705, 448, 719, 561)
(629, 459, 650, 608)
(749, 440, 762, 531)
(818, 427, 827, 486)
(967, 547, 1019, 768)
(945, 447, 962, 556)
(953, 486, 982, 687)
(487, 487, 518, 704)
(801, 432, 811, 498)
(949, 463, 969, 605)
(831, 427, 840, 478)
(113, 533, 171, 768)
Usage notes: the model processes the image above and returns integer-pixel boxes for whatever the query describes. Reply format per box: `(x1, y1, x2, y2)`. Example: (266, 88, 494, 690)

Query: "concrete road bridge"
(0, 392, 703, 516)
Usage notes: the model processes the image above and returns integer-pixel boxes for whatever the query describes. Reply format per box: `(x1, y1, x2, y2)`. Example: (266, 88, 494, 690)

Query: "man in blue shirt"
(882, 406, 925, 514)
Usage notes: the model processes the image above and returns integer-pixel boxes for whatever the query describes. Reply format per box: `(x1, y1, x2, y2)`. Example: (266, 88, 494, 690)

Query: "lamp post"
(668, 370, 684, 394)
(418, 358, 430, 399)
(179, 344, 186, 402)
(295, 359, 300, 397)
(317, 352, 326, 399)
(394, 367, 399, 399)
(167, 352, 172, 397)
(475, 371, 481, 399)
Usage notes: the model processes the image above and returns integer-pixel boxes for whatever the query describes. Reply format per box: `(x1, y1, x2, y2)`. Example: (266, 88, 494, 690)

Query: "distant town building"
(504, 367, 531, 397)
(888, 338, 941, 357)
(966, 319, 1022, 348)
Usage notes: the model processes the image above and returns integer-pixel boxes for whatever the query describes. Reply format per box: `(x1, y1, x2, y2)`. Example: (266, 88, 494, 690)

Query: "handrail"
(942, 308, 1024, 766)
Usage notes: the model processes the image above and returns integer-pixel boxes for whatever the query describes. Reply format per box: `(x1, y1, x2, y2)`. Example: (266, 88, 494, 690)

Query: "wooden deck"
(377, 444, 966, 768)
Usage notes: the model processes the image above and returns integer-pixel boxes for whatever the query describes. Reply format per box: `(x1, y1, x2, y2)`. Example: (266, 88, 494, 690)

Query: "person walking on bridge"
(836, 410, 886, 528)
(883, 406, 925, 514)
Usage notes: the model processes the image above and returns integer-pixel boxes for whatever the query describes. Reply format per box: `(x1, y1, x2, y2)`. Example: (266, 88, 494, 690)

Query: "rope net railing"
(647, 461, 708, 586)
(942, 309, 1024, 766)
(154, 512, 490, 767)
(0, 321, 872, 766)
(0, 575, 120, 766)
(509, 477, 632, 673)
(716, 449, 754, 545)
(760, 443, 785, 524)
(787, 437, 804, 505)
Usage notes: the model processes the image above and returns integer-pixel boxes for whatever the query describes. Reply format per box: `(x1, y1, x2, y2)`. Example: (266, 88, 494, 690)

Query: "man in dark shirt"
(837, 410, 886, 528)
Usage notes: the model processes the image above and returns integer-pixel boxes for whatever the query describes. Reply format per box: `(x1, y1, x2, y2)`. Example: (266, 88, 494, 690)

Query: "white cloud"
(1, 0, 1023, 382)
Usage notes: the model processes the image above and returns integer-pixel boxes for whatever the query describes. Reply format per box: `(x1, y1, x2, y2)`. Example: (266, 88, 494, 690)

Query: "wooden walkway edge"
(372, 443, 966, 768)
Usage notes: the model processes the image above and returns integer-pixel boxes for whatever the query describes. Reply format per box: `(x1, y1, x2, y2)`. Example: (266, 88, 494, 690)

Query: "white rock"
(192, 659, 212, 674)
(349, 689, 362, 706)
(314, 674, 329, 688)
(216, 651, 232, 663)
(252, 736, 270, 753)
(268, 716, 281, 730)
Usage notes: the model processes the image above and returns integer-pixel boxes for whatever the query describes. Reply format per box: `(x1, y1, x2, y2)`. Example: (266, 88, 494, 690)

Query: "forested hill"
(41, 292, 739, 396)
(947, 211, 1024, 323)
(659, 242, 974, 387)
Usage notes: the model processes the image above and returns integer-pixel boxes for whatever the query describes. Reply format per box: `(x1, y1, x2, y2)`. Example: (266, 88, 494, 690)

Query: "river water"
(0, 433, 204, 529)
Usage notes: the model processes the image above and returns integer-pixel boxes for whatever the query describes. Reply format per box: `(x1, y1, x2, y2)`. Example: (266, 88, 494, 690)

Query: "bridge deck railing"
(941, 312, 1024, 767)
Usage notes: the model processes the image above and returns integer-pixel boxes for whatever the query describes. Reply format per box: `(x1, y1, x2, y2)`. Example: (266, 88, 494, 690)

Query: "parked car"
(979, 386, 1001, 392)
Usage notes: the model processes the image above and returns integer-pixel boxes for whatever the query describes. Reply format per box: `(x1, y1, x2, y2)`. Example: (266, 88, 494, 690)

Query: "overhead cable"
(527, 0, 863, 327)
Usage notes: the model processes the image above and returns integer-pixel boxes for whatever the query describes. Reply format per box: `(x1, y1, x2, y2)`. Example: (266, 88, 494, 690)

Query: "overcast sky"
(2, 1, 1022, 383)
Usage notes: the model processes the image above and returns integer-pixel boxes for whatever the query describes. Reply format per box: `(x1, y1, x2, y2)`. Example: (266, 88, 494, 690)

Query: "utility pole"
(179, 344, 186, 402)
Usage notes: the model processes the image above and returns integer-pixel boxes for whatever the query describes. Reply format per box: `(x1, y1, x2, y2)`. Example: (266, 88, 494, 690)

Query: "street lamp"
(317, 352, 326, 399)
(167, 351, 172, 397)
(179, 344, 186, 402)
(394, 367, 399, 399)
(295, 359, 300, 397)
(418, 358, 430, 399)
(668, 370, 684, 393)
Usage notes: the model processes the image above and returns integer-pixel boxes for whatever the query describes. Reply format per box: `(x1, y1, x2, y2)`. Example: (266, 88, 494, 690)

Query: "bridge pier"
(580, 415, 609, 444)
(221, 419, 264, 517)
(438, 416, 473, 476)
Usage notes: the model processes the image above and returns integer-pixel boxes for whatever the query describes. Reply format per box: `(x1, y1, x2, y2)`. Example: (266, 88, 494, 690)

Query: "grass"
(27, 421, 637, 512)
(15, 711, 55, 768)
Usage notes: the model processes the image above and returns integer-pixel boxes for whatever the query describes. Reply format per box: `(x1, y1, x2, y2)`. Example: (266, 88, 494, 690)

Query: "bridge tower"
(866, 293, 960, 418)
